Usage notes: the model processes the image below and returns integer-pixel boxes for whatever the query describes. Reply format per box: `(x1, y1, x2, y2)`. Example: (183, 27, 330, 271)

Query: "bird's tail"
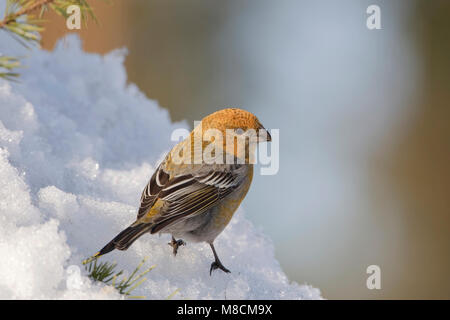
(83, 223, 151, 264)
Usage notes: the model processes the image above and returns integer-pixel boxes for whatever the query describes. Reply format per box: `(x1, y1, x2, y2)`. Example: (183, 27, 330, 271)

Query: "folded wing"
(137, 164, 246, 233)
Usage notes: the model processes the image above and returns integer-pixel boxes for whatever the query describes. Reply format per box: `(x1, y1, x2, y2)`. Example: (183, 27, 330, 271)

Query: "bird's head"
(200, 108, 271, 143)
(185, 108, 271, 163)
(170, 108, 271, 166)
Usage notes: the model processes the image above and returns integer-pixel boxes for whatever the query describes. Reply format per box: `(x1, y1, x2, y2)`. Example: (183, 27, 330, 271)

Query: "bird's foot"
(168, 238, 185, 256)
(210, 260, 231, 275)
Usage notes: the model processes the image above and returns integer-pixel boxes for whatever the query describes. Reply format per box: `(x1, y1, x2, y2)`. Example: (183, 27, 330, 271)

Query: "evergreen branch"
(0, 55, 21, 80)
(83, 257, 155, 298)
(0, 0, 102, 81)
(0, 0, 53, 28)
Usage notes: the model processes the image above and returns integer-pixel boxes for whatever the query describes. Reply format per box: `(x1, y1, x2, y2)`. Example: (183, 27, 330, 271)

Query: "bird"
(85, 108, 271, 275)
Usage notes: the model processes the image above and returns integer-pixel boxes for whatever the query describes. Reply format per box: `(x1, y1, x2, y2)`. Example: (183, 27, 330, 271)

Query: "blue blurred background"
(41, 0, 450, 299)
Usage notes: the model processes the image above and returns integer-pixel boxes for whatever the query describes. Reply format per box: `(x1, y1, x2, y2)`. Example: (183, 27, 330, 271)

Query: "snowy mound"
(0, 35, 321, 299)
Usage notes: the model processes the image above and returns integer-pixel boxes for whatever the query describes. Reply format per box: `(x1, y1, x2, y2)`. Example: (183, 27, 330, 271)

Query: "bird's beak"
(265, 129, 272, 142)
(258, 127, 272, 142)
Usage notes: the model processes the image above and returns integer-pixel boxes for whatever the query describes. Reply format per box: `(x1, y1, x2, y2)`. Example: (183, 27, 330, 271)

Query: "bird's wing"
(136, 164, 247, 233)
(137, 163, 169, 219)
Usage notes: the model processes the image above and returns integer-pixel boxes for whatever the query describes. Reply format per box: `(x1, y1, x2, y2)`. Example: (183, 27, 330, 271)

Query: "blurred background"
(40, 0, 449, 299)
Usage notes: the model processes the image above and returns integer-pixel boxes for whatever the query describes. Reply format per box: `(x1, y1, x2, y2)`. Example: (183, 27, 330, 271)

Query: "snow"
(0, 33, 321, 299)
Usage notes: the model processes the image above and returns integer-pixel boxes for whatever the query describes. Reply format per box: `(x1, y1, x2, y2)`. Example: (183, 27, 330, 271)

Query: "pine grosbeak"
(89, 108, 271, 274)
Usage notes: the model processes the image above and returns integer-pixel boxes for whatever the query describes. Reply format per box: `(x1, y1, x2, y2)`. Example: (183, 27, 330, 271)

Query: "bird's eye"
(235, 128, 245, 135)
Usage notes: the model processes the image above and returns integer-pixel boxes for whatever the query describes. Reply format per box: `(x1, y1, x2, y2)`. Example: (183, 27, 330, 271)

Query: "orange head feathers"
(200, 108, 271, 142)
(168, 108, 271, 167)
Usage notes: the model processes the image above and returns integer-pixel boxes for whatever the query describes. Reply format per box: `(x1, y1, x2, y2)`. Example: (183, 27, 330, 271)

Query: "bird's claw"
(210, 261, 231, 275)
(168, 238, 185, 256)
